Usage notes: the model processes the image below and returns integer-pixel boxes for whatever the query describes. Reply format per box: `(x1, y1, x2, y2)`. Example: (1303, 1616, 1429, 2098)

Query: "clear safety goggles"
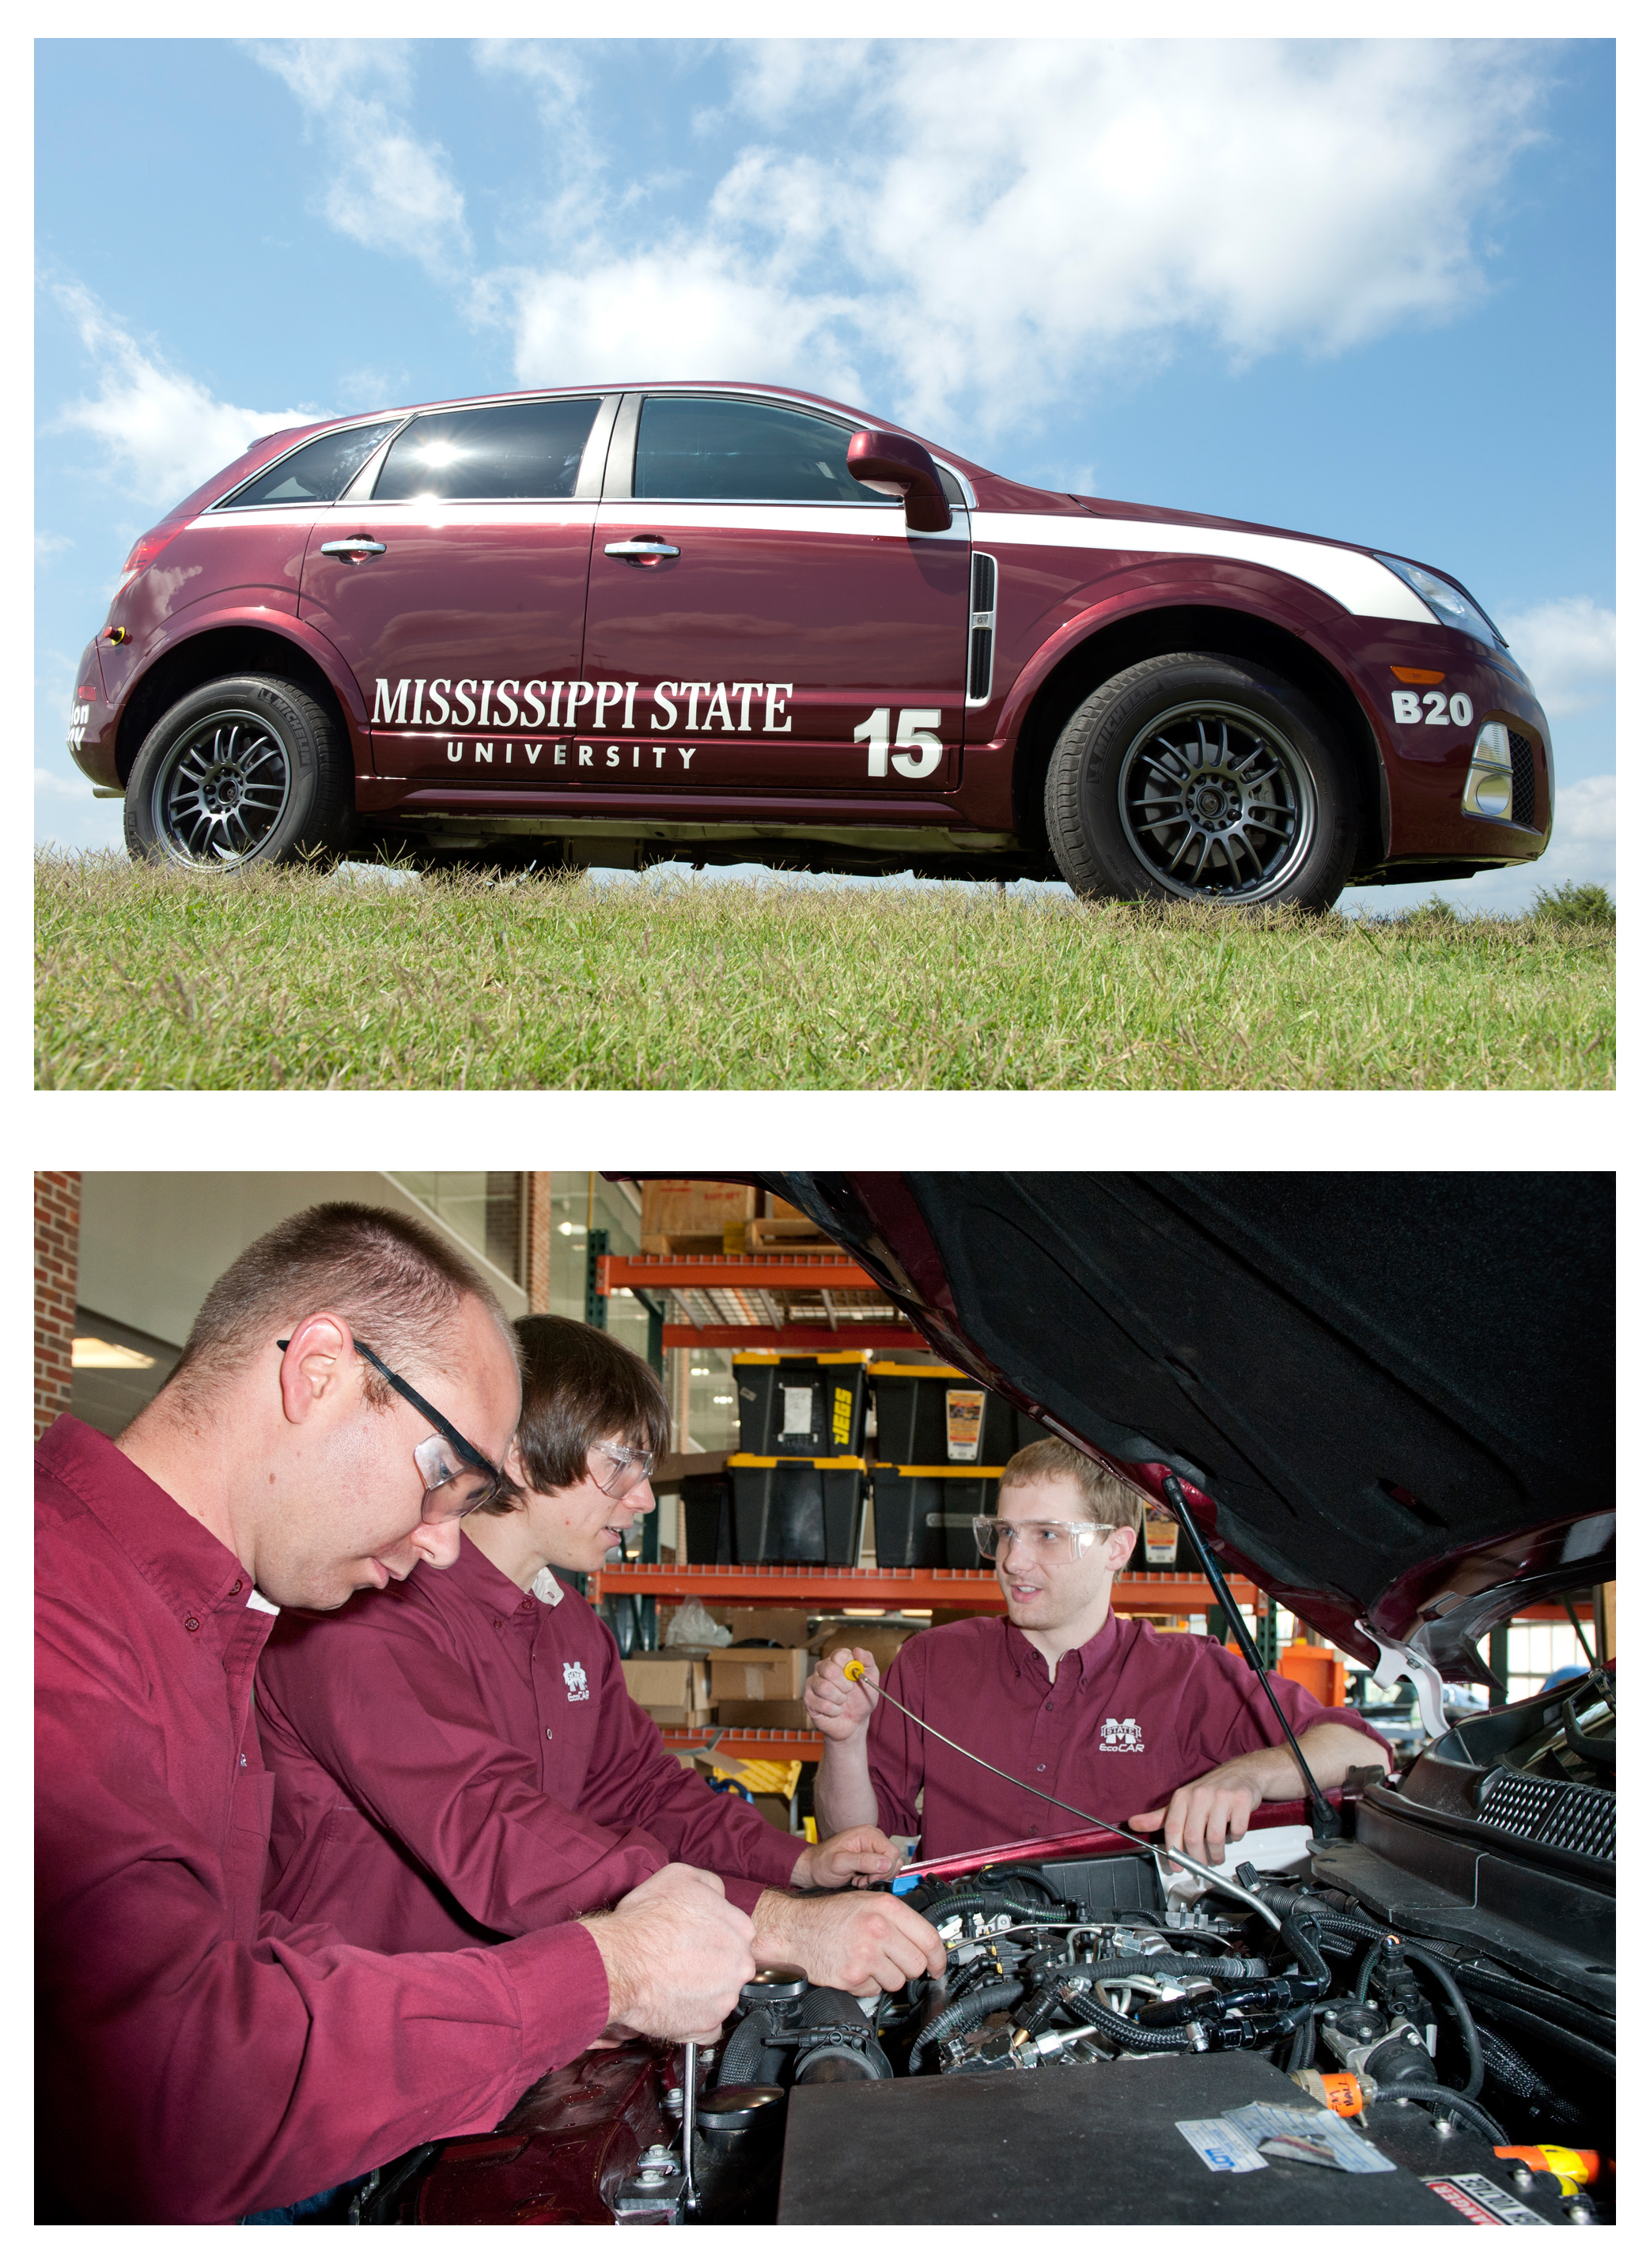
(973, 1517, 1111, 1565)
(588, 1441, 656, 1500)
(278, 1335, 506, 1521)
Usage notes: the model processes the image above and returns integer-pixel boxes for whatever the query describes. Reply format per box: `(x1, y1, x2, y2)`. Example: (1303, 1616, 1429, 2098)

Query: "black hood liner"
(763, 1174, 1613, 1661)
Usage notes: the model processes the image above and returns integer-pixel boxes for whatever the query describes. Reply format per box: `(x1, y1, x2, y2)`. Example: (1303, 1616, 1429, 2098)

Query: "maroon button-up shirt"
(255, 1531, 804, 1953)
(869, 1610, 1391, 1860)
(36, 1417, 610, 2225)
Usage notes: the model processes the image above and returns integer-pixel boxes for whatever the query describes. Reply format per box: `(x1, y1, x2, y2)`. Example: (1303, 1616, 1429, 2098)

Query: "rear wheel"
(1044, 652, 1357, 909)
(124, 674, 353, 871)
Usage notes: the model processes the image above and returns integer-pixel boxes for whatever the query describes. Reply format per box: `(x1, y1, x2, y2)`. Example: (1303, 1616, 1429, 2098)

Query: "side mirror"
(846, 429, 952, 532)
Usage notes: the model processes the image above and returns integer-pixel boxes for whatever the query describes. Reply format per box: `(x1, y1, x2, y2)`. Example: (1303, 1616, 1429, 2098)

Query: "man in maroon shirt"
(36, 1205, 755, 2225)
(806, 1437, 1390, 1864)
(258, 1315, 946, 1995)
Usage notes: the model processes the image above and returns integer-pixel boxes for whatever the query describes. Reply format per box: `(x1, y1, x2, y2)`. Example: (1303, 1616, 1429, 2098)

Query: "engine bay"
(373, 1663, 1613, 2227)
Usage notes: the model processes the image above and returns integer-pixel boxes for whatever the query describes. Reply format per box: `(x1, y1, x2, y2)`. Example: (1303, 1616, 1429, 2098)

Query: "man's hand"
(791, 1824, 900, 1892)
(1129, 1758, 1270, 1867)
(804, 1647, 880, 1742)
(579, 1862, 756, 2043)
(752, 1888, 945, 1995)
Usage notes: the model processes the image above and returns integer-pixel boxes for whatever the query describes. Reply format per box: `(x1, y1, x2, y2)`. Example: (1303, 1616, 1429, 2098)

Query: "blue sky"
(36, 36, 1615, 912)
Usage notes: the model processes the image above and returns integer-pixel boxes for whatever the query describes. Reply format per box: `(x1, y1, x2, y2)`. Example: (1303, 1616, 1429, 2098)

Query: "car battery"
(869, 1364, 1046, 1467)
(870, 1465, 1005, 1568)
(734, 1355, 869, 1458)
(725, 1455, 868, 1566)
(678, 1472, 735, 1563)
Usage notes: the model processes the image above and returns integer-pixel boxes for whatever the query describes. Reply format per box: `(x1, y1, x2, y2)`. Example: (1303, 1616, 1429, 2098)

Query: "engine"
(379, 1663, 1614, 2226)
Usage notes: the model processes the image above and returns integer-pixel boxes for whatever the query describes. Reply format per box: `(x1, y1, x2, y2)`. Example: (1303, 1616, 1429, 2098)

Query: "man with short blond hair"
(36, 1204, 756, 2225)
(807, 1435, 1390, 1865)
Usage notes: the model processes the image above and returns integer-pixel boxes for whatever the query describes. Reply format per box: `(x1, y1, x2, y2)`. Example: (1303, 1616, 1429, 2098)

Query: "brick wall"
(524, 1171, 551, 1310)
(36, 1172, 81, 1441)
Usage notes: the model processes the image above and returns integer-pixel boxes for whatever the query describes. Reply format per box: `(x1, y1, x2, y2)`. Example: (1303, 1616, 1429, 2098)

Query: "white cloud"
(492, 39, 1546, 437)
(35, 765, 93, 800)
(1545, 772, 1614, 858)
(1497, 596, 1615, 719)
(251, 39, 470, 277)
(35, 532, 74, 558)
(50, 282, 317, 512)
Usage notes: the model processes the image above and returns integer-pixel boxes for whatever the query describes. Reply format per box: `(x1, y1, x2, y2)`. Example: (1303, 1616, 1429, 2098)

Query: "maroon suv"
(69, 382, 1553, 906)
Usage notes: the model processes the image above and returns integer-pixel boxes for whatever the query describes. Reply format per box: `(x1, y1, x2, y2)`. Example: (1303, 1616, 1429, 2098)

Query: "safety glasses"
(972, 1517, 1111, 1565)
(588, 1441, 657, 1501)
(277, 1336, 506, 1519)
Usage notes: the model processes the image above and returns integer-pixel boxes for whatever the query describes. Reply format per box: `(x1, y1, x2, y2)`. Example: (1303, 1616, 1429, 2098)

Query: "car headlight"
(1375, 554, 1506, 650)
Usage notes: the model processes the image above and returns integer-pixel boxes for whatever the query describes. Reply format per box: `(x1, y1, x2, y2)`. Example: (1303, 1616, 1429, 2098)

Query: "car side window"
(373, 398, 602, 501)
(634, 396, 899, 505)
(216, 421, 402, 508)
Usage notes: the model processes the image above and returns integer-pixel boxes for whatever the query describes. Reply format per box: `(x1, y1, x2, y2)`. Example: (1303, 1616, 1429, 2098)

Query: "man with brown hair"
(806, 1435, 1389, 1864)
(257, 1314, 945, 1997)
(36, 1206, 756, 2225)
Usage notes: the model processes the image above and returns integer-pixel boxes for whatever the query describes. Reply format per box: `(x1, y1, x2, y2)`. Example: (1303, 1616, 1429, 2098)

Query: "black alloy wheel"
(1044, 652, 1357, 909)
(123, 673, 353, 871)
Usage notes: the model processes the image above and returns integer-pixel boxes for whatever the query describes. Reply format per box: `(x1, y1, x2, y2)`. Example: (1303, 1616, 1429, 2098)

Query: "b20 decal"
(1393, 689, 1473, 727)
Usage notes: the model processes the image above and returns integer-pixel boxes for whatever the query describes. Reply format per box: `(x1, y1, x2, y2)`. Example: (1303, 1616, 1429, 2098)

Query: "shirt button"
(1037, 1764, 1046, 1772)
(546, 1728, 554, 1741)
(229, 1580, 242, 1595)
(184, 1616, 200, 1632)
(1045, 1701, 1054, 1712)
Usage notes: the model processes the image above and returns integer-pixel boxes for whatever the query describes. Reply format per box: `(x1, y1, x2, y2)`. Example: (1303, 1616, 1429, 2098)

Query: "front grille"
(1477, 1770, 1614, 1862)
(1508, 731, 1537, 829)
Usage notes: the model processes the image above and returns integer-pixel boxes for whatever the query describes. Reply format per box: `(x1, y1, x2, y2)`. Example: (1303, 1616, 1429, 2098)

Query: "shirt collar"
(1005, 1605, 1125, 1686)
(36, 1414, 255, 1630)
(445, 1525, 545, 1614)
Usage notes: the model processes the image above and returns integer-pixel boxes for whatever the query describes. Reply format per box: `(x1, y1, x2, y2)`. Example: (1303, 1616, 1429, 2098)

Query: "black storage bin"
(734, 1355, 869, 1458)
(871, 1465, 1005, 1568)
(869, 1366, 1039, 1468)
(727, 1457, 867, 1566)
(679, 1472, 735, 1563)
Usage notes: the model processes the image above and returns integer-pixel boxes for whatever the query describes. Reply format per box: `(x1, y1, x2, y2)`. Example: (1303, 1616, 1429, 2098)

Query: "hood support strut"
(1161, 1472, 1343, 1844)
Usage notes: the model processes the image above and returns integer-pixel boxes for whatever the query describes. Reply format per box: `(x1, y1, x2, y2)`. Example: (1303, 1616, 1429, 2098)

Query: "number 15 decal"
(853, 707, 944, 778)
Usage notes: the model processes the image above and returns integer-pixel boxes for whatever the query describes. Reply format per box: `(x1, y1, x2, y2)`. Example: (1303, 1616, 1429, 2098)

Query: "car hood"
(763, 1174, 1613, 1682)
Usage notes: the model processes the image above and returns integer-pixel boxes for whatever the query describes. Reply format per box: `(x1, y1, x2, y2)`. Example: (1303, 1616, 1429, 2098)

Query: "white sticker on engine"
(1175, 2119, 1268, 2174)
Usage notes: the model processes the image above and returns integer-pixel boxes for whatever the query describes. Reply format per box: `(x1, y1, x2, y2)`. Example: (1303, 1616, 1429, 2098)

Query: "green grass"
(35, 852, 1614, 1090)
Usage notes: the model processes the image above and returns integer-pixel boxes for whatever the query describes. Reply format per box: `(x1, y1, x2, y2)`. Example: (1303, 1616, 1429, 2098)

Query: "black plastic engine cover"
(776, 2051, 1551, 2224)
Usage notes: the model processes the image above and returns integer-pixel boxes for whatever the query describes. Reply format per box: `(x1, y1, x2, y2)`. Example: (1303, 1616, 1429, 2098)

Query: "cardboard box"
(808, 1620, 911, 1674)
(639, 1179, 756, 1252)
(713, 1699, 813, 1730)
(645, 1707, 715, 1728)
(622, 1656, 711, 1712)
(708, 1646, 810, 1703)
(719, 1607, 812, 1648)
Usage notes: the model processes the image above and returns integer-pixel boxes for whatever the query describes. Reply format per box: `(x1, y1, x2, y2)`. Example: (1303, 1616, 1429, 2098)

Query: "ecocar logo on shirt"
(562, 1661, 590, 1702)
(1099, 1716, 1145, 1753)
(371, 677, 796, 735)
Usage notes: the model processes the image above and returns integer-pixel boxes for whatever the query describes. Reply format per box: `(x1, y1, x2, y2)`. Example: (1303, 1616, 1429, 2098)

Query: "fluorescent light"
(73, 1337, 155, 1370)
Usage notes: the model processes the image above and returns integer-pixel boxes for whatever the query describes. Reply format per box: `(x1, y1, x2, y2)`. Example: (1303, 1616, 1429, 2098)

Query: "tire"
(1043, 652, 1357, 909)
(123, 674, 354, 871)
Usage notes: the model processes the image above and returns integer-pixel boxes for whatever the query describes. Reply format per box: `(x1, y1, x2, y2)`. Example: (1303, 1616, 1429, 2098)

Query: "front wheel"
(1043, 652, 1357, 909)
(124, 673, 353, 871)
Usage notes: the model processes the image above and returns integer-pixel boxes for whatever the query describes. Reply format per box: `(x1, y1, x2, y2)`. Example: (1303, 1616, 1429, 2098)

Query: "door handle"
(604, 538, 680, 561)
(319, 537, 388, 558)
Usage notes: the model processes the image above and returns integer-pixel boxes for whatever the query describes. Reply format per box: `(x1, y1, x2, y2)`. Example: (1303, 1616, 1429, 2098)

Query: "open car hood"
(764, 1174, 1613, 1682)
